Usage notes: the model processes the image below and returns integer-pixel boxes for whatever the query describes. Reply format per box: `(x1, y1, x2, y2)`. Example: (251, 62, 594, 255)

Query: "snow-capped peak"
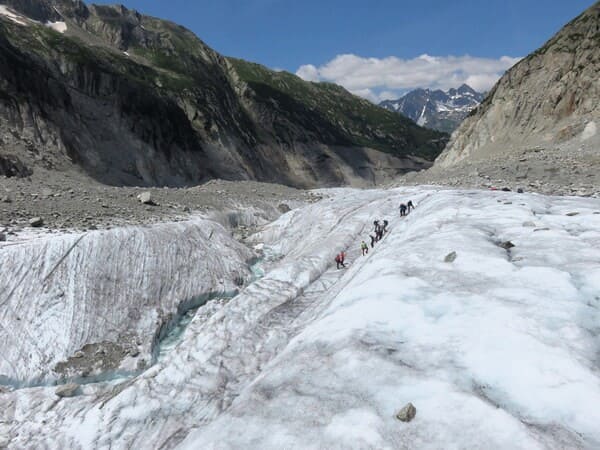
(379, 84, 485, 133)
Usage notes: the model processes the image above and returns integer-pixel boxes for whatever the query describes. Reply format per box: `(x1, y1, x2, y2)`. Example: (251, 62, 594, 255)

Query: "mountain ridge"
(401, 1, 599, 197)
(0, 0, 447, 188)
(435, 1, 599, 169)
(379, 84, 485, 133)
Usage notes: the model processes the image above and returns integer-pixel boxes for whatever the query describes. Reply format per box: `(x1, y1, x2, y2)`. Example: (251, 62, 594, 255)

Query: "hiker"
(399, 203, 407, 216)
(407, 200, 415, 212)
(373, 220, 380, 233)
(383, 220, 389, 233)
(361, 241, 369, 256)
(369, 233, 376, 248)
(376, 227, 383, 241)
(335, 251, 346, 269)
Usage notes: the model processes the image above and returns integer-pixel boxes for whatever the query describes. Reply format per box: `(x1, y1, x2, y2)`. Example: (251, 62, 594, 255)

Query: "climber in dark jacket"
(407, 200, 415, 212)
(370, 233, 376, 248)
(399, 203, 407, 216)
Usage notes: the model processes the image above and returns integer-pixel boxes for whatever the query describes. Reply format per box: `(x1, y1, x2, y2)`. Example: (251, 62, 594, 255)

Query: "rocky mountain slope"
(380, 84, 485, 133)
(425, 1, 599, 194)
(0, 0, 446, 189)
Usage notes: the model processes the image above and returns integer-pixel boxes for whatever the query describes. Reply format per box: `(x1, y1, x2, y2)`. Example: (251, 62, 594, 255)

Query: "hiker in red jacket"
(335, 251, 346, 269)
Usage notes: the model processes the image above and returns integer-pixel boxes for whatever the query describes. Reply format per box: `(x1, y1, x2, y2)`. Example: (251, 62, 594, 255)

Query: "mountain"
(433, 1, 599, 188)
(0, 0, 447, 188)
(379, 84, 485, 133)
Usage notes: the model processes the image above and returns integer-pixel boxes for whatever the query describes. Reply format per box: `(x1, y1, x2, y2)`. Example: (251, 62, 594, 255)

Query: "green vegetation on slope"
(228, 58, 448, 160)
(0, 19, 195, 93)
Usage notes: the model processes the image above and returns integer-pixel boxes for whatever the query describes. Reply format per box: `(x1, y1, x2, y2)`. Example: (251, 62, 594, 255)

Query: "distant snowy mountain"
(380, 84, 485, 133)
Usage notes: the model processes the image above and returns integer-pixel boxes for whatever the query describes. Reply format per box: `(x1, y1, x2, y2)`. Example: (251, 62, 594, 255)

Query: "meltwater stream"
(1, 248, 277, 391)
(154, 249, 275, 363)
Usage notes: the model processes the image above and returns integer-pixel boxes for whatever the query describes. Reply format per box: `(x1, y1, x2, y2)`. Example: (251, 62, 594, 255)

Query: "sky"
(93, 0, 594, 102)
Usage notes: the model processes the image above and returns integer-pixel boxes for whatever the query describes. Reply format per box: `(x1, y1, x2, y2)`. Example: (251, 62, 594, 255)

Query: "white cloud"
(295, 64, 320, 82)
(296, 54, 521, 102)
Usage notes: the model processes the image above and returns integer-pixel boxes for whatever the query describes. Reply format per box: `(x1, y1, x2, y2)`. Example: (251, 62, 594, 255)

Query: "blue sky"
(93, 0, 594, 100)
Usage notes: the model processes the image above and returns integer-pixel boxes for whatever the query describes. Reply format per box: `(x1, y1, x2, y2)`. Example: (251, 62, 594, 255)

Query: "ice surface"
(0, 217, 251, 384)
(2, 188, 600, 449)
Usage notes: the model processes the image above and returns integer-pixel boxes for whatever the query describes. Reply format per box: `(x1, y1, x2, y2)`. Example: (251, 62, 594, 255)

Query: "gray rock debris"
(522, 221, 536, 227)
(444, 251, 457, 263)
(499, 241, 515, 250)
(55, 383, 80, 398)
(29, 217, 44, 227)
(396, 402, 417, 422)
(278, 203, 291, 213)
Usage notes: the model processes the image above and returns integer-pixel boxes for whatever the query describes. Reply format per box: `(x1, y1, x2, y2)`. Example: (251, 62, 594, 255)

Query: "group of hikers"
(399, 200, 415, 217)
(334, 199, 415, 269)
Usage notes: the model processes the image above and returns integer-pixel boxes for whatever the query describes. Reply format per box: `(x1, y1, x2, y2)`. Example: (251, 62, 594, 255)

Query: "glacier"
(1, 187, 600, 449)
(0, 217, 253, 385)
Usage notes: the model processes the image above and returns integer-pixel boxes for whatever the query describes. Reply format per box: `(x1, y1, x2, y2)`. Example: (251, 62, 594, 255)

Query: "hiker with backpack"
(399, 203, 407, 216)
(383, 220, 389, 233)
(407, 200, 415, 213)
(335, 251, 346, 269)
(361, 241, 369, 256)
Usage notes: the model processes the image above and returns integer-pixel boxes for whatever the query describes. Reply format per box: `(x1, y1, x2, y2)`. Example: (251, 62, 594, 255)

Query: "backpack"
(335, 254, 341, 263)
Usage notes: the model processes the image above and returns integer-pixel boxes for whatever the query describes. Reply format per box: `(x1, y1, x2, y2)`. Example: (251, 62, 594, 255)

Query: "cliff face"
(435, 2, 599, 169)
(0, 0, 447, 188)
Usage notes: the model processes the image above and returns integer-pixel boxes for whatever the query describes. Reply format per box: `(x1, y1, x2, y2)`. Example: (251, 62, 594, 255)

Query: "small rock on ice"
(278, 203, 291, 213)
(55, 383, 80, 398)
(396, 402, 417, 422)
(444, 251, 457, 263)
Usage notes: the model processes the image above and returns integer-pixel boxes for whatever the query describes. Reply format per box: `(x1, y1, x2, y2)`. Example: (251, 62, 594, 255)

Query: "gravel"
(0, 169, 320, 234)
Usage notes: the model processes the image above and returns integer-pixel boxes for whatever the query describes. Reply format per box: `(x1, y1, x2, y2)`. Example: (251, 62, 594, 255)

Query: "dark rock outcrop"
(0, 154, 31, 177)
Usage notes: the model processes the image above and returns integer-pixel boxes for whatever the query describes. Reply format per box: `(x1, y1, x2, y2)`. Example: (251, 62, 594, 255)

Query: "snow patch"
(46, 21, 67, 33)
(0, 5, 28, 25)
(581, 121, 597, 141)
(416, 104, 428, 126)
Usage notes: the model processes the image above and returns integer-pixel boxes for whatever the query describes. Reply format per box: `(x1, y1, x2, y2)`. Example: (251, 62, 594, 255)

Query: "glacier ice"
(0, 217, 252, 385)
(1, 187, 600, 449)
